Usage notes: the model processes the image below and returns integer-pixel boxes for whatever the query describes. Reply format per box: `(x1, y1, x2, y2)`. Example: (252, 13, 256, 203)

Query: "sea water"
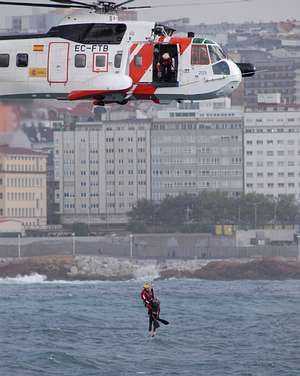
(0, 275, 299, 376)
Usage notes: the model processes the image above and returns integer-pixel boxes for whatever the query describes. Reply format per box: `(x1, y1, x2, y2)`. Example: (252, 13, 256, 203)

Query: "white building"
(244, 110, 300, 200)
(54, 120, 151, 225)
(152, 106, 244, 201)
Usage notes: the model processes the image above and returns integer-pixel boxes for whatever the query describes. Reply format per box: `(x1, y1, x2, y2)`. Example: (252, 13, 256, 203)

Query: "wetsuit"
(148, 299, 160, 334)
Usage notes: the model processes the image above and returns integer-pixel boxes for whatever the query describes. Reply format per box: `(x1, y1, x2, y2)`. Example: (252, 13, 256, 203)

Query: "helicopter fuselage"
(0, 12, 245, 105)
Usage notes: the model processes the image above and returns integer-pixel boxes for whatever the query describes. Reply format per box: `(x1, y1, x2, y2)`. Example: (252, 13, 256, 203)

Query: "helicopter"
(0, 0, 255, 106)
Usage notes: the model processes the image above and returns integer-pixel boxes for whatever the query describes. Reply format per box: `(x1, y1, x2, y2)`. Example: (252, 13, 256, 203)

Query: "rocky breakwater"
(0, 256, 74, 280)
(0, 256, 300, 281)
(159, 257, 300, 280)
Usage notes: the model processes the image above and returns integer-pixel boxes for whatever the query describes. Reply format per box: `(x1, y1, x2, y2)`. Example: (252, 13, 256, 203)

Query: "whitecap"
(133, 264, 160, 282)
(0, 273, 47, 284)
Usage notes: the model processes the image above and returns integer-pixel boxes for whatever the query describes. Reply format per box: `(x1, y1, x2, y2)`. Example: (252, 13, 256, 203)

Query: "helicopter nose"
(227, 60, 243, 80)
(236, 62, 256, 78)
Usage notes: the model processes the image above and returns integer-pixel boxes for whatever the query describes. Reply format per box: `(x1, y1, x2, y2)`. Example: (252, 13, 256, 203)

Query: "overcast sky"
(1, 0, 299, 24)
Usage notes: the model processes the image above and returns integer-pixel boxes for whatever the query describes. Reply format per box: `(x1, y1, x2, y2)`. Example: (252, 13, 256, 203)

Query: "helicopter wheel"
(117, 100, 129, 105)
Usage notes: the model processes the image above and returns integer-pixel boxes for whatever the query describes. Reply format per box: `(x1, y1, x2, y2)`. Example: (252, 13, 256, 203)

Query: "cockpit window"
(191, 45, 210, 65)
(208, 45, 225, 64)
(83, 24, 127, 44)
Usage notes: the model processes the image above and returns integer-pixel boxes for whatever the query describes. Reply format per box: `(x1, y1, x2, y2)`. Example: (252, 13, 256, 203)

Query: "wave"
(0, 266, 161, 284)
(0, 273, 47, 284)
(133, 264, 160, 282)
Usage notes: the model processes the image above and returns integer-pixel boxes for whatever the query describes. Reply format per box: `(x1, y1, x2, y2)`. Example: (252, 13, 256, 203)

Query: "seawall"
(0, 255, 300, 281)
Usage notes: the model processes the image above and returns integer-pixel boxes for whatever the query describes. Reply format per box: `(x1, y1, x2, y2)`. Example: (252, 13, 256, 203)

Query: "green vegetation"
(127, 193, 299, 233)
(72, 222, 89, 236)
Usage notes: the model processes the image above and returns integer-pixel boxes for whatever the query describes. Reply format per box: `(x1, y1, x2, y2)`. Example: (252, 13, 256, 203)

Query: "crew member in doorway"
(156, 52, 175, 82)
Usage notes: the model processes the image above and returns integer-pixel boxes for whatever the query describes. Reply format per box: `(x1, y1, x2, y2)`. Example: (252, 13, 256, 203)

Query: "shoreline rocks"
(0, 255, 300, 281)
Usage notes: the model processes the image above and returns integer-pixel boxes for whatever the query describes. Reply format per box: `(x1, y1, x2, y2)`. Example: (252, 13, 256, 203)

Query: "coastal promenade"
(0, 234, 298, 259)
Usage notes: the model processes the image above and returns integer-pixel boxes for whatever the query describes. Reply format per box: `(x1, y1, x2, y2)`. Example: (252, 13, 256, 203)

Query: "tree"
(128, 199, 157, 225)
(72, 222, 89, 236)
(276, 195, 299, 224)
(157, 194, 194, 227)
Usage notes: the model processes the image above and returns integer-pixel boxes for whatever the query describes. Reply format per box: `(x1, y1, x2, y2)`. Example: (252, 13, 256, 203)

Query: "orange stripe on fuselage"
(130, 43, 138, 55)
(68, 87, 131, 101)
(129, 43, 154, 84)
(133, 83, 156, 96)
(170, 37, 192, 55)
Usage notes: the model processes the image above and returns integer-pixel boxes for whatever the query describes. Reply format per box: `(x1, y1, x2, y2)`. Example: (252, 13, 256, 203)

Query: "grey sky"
(0, 0, 299, 24)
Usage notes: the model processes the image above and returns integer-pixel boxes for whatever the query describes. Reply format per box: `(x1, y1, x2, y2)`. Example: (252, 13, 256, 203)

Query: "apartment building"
(244, 110, 300, 200)
(151, 107, 244, 201)
(0, 145, 47, 228)
(242, 57, 300, 109)
(54, 120, 151, 225)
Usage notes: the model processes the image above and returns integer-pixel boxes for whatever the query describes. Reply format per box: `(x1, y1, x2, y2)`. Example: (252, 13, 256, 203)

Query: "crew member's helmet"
(143, 282, 151, 289)
(162, 52, 170, 60)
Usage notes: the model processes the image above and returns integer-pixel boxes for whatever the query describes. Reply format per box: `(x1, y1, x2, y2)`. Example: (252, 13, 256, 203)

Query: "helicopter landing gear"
(117, 100, 129, 105)
(93, 105, 107, 120)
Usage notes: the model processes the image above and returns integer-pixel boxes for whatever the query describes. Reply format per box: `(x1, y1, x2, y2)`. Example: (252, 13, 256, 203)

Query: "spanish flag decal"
(29, 68, 47, 78)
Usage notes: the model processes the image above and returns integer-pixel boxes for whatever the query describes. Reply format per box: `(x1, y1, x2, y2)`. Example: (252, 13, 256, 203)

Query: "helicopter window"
(208, 45, 225, 64)
(93, 53, 108, 72)
(0, 54, 9, 68)
(114, 53, 123, 69)
(212, 61, 230, 75)
(83, 24, 127, 44)
(48, 24, 90, 43)
(16, 53, 28, 68)
(217, 47, 226, 59)
(191, 45, 210, 65)
(134, 55, 143, 67)
(75, 54, 86, 68)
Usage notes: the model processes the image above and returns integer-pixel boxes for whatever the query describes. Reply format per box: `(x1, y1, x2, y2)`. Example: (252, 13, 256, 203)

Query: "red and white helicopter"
(0, 0, 255, 106)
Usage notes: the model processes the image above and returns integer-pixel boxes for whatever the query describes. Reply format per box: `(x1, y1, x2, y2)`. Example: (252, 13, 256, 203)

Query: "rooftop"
(0, 145, 47, 156)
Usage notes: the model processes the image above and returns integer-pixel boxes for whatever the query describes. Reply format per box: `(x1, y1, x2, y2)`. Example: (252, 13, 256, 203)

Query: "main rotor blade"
(127, 0, 251, 9)
(50, 0, 92, 6)
(115, 0, 135, 8)
(0, 1, 89, 8)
